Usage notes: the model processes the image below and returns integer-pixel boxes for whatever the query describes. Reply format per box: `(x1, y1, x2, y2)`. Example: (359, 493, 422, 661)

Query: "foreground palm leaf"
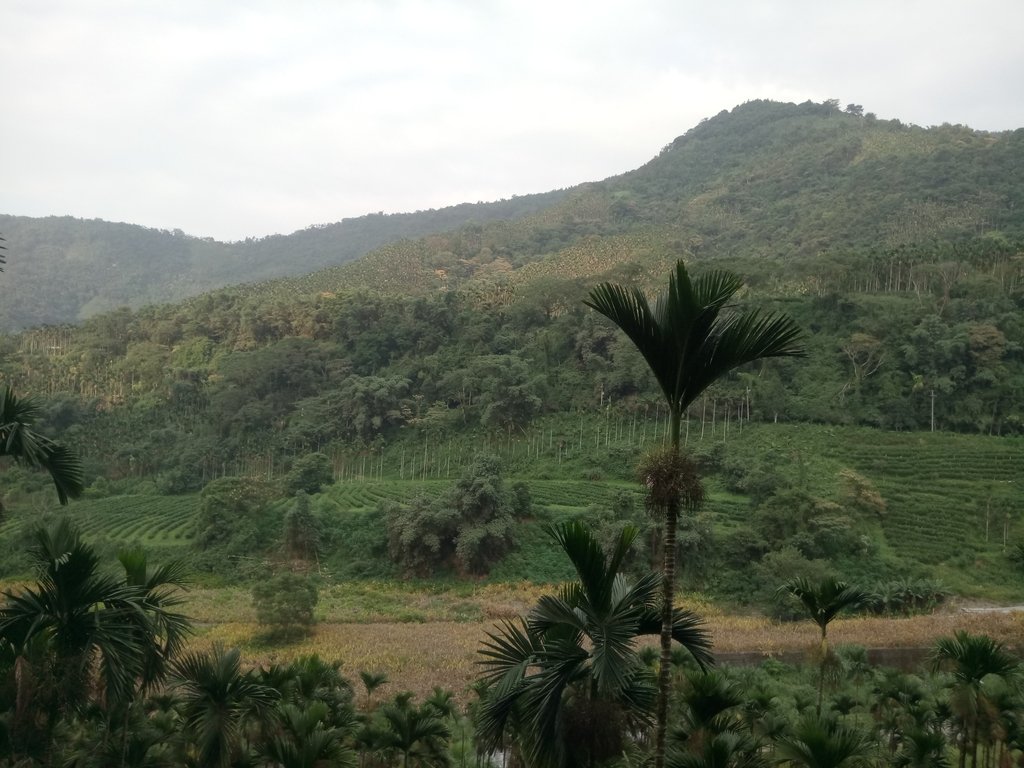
(0, 385, 84, 504)
(584, 262, 804, 441)
(172, 644, 279, 768)
(775, 715, 875, 767)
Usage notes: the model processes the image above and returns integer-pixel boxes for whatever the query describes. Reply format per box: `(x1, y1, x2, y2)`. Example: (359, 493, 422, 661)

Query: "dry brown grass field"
(183, 584, 1024, 702)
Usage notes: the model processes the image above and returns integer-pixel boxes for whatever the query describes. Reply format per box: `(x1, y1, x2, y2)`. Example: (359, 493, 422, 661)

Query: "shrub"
(252, 571, 319, 640)
(385, 454, 519, 575)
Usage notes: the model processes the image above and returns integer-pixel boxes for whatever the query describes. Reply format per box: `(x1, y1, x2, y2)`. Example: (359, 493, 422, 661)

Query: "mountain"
(0, 191, 565, 330)
(213, 98, 1024, 304)
(5, 99, 1024, 331)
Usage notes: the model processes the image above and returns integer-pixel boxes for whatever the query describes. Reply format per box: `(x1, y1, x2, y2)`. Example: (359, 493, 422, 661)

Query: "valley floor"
(183, 584, 1024, 702)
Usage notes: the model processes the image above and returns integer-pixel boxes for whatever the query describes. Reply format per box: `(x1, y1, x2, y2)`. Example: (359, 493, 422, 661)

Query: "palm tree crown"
(584, 261, 804, 441)
(0, 522, 189, 703)
(780, 577, 871, 641)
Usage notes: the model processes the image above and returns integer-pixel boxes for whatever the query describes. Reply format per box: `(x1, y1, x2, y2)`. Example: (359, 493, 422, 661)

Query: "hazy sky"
(4, 0, 1023, 242)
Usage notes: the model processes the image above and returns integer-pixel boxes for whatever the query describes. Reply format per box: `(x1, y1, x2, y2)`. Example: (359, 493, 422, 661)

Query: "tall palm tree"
(779, 576, 870, 716)
(930, 632, 1020, 768)
(585, 261, 804, 767)
(359, 669, 389, 710)
(477, 520, 712, 768)
(1, 386, 84, 505)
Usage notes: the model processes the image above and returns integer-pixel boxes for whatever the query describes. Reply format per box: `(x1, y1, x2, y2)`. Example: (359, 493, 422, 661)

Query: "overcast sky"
(3, 1, 1023, 242)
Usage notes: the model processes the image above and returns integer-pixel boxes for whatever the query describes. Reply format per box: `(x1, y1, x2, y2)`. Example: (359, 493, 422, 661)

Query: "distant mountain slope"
(5, 99, 1023, 328)
(0, 190, 565, 330)
(238, 99, 1024, 303)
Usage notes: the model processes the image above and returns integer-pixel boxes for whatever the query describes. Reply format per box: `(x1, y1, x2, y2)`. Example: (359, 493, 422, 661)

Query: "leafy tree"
(385, 454, 519, 575)
(283, 490, 321, 563)
(0, 386, 84, 506)
(585, 260, 803, 768)
(284, 452, 334, 496)
(195, 476, 277, 571)
(477, 520, 711, 768)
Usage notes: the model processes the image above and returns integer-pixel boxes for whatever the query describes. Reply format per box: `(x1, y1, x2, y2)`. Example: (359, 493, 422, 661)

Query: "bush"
(385, 454, 519, 575)
(252, 571, 319, 640)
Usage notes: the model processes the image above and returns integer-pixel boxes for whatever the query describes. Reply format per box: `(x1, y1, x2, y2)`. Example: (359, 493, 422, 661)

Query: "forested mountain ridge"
(212, 99, 1024, 305)
(0, 190, 566, 330)
(1, 100, 1021, 469)
(4, 99, 1023, 330)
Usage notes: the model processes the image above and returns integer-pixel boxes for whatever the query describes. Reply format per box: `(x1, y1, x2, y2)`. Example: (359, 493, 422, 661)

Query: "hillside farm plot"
(0, 495, 201, 548)
(324, 480, 447, 510)
(832, 432, 1023, 563)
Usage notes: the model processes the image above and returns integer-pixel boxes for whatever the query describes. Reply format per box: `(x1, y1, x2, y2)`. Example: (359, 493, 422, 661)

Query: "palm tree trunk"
(654, 496, 678, 768)
(817, 626, 827, 717)
(654, 406, 682, 768)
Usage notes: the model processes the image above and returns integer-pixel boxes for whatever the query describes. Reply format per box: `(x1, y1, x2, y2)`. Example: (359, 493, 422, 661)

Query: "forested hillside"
(2, 100, 1022, 478)
(0, 190, 565, 329)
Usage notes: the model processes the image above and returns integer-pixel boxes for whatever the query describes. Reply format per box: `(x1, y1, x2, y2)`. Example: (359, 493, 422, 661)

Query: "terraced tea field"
(832, 432, 1022, 564)
(2, 423, 1019, 595)
(0, 494, 200, 549)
